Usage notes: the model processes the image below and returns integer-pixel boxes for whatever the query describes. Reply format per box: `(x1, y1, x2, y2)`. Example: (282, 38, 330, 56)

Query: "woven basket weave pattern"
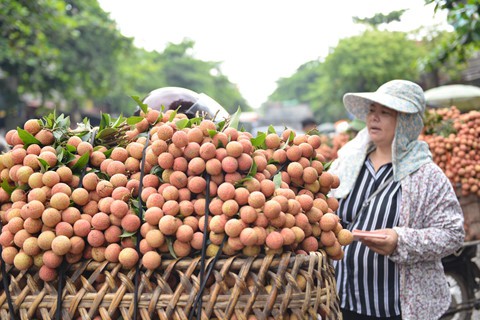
(0, 251, 341, 320)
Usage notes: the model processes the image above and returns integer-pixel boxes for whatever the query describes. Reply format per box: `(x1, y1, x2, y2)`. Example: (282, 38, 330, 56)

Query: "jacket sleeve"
(389, 164, 465, 264)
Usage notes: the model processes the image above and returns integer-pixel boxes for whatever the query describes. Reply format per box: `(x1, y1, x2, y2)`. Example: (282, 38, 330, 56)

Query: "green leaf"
(97, 171, 110, 181)
(267, 125, 277, 134)
(57, 114, 70, 129)
(16, 127, 42, 147)
(247, 160, 258, 178)
(208, 129, 218, 138)
(130, 204, 139, 215)
(169, 110, 178, 122)
(234, 176, 252, 188)
(42, 111, 56, 129)
(150, 165, 163, 177)
(56, 148, 64, 163)
(281, 131, 296, 150)
(216, 120, 226, 132)
(83, 117, 91, 126)
(175, 118, 190, 130)
(130, 199, 140, 209)
(66, 144, 76, 153)
(112, 114, 125, 128)
(1, 179, 15, 195)
(79, 131, 92, 141)
(166, 237, 177, 259)
(71, 152, 90, 173)
(53, 130, 64, 142)
(96, 128, 117, 140)
(119, 230, 137, 238)
(267, 159, 279, 165)
(99, 113, 111, 131)
(227, 107, 241, 129)
(273, 173, 282, 189)
(323, 160, 334, 171)
(62, 151, 77, 165)
(190, 117, 202, 126)
(131, 95, 148, 115)
(17, 184, 29, 191)
(37, 157, 50, 172)
(103, 148, 113, 158)
(55, 144, 77, 164)
(250, 132, 266, 148)
(127, 116, 144, 125)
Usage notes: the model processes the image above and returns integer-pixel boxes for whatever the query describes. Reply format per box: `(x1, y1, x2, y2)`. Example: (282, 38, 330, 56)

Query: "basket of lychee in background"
(0, 103, 352, 319)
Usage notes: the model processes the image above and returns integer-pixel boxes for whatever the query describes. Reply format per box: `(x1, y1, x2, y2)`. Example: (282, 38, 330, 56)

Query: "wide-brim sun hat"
(343, 79, 426, 121)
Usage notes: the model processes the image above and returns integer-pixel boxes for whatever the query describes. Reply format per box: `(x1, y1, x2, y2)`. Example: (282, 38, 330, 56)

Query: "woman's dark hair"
(301, 118, 317, 128)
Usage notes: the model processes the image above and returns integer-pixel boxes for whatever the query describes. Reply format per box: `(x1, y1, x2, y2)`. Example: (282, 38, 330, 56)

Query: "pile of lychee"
(420, 107, 480, 197)
(0, 108, 353, 281)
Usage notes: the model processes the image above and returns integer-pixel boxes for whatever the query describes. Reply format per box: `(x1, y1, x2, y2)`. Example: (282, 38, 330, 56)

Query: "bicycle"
(441, 241, 480, 319)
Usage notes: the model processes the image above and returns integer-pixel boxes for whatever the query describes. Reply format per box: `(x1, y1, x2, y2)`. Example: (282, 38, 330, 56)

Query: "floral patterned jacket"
(389, 162, 465, 320)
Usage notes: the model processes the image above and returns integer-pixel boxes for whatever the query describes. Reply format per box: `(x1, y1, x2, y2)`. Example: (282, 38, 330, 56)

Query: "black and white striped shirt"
(334, 158, 402, 317)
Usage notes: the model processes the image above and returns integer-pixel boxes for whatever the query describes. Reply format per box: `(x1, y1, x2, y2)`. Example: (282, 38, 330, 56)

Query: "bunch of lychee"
(0, 108, 353, 279)
(420, 107, 480, 198)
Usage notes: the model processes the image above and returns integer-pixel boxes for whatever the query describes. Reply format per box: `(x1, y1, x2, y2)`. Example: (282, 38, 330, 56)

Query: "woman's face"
(366, 103, 398, 148)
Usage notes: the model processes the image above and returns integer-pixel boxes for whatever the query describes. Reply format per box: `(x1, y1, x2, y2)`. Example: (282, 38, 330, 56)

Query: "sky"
(98, 0, 449, 109)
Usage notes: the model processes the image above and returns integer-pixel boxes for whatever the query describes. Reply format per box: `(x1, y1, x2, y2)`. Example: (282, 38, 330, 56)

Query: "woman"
(328, 80, 465, 320)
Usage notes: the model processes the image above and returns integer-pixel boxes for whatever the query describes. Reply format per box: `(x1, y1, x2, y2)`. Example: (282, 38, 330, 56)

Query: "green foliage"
(425, 0, 480, 64)
(269, 60, 323, 104)
(0, 1, 250, 125)
(416, 27, 469, 84)
(353, 9, 408, 28)
(316, 30, 424, 121)
(271, 30, 425, 123)
(16, 127, 41, 147)
(227, 107, 242, 130)
(0, 0, 131, 127)
(100, 39, 250, 116)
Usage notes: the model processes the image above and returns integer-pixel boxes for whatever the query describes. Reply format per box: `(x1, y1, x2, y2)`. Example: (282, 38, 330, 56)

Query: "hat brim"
(343, 92, 419, 121)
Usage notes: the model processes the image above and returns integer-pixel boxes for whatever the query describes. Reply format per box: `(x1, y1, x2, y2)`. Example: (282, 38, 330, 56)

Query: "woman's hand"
(360, 228, 398, 256)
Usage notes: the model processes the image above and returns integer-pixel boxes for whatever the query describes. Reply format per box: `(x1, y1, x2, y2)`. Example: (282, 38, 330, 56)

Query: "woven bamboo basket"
(0, 250, 341, 320)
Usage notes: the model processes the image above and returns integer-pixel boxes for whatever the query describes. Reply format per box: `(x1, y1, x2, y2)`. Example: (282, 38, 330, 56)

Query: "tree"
(0, 0, 72, 123)
(101, 39, 250, 116)
(268, 60, 323, 104)
(312, 30, 425, 122)
(59, 0, 132, 123)
(0, 0, 130, 126)
(267, 30, 426, 123)
(100, 48, 167, 115)
(425, 0, 480, 64)
(415, 27, 469, 87)
(352, 10, 408, 28)
(0, 1, 250, 126)
(153, 39, 250, 114)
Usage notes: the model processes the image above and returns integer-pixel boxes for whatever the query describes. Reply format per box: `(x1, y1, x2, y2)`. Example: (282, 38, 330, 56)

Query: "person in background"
(328, 79, 465, 320)
(301, 117, 318, 133)
(346, 118, 366, 139)
(135, 86, 229, 120)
